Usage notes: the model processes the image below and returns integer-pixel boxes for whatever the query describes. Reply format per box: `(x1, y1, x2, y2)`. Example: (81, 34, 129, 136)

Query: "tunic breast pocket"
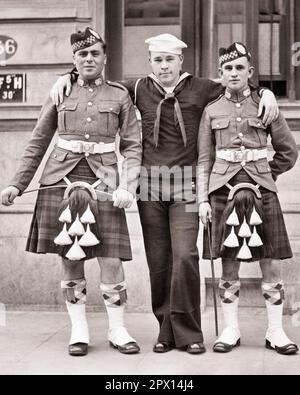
(97, 103, 120, 137)
(248, 119, 268, 146)
(57, 102, 78, 133)
(211, 118, 230, 148)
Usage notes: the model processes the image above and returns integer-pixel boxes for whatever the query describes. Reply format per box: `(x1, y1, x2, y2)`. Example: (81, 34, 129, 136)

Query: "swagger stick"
(22, 186, 113, 201)
(22, 185, 67, 194)
(207, 220, 219, 337)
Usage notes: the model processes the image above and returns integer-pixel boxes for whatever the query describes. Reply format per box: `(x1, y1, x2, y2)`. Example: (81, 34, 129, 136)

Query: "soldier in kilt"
(198, 42, 298, 355)
(1, 28, 142, 357)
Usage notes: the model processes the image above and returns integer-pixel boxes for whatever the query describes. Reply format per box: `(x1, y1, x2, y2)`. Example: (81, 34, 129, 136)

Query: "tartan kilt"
(203, 170, 293, 261)
(26, 159, 132, 261)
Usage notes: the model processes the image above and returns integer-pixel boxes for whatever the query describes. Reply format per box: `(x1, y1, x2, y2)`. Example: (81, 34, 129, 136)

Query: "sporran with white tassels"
(55, 178, 101, 260)
(220, 182, 272, 260)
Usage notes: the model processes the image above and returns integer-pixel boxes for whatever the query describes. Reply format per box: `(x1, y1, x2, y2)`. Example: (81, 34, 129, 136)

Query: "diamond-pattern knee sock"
(61, 279, 89, 345)
(219, 279, 241, 304)
(61, 279, 87, 305)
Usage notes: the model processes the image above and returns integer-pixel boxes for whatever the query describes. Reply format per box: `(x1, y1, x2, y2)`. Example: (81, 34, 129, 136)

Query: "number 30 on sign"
(0, 74, 26, 102)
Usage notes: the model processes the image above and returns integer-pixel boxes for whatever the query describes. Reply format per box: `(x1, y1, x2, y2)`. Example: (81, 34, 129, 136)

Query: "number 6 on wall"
(5, 39, 17, 56)
(0, 35, 18, 61)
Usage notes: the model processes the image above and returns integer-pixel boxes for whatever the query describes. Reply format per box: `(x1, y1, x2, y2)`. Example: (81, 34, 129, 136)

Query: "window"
(123, 0, 181, 78)
(258, 0, 287, 96)
(215, 0, 247, 48)
(125, 0, 180, 26)
(259, 0, 286, 15)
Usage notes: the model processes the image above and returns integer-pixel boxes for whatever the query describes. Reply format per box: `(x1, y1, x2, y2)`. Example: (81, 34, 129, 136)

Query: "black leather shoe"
(110, 341, 140, 354)
(153, 341, 175, 353)
(68, 343, 88, 357)
(186, 343, 206, 355)
(213, 339, 241, 353)
(265, 340, 298, 355)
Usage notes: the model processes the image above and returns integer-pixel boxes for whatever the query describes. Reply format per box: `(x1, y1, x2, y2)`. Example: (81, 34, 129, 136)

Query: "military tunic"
(10, 78, 142, 261)
(198, 88, 298, 261)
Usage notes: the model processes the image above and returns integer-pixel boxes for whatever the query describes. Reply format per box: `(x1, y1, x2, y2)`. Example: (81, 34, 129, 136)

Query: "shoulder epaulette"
(106, 80, 127, 92)
(207, 94, 224, 107)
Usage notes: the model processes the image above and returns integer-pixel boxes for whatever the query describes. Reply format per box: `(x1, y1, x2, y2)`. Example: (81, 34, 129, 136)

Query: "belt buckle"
(83, 142, 95, 154)
(72, 141, 95, 154)
(233, 150, 246, 162)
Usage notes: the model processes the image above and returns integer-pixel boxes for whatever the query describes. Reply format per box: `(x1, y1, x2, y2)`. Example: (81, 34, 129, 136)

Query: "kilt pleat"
(26, 159, 132, 261)
(203, 170, 293, 261)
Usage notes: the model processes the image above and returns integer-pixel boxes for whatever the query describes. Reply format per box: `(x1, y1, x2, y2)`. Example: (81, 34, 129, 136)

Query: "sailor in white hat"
(145, 33, 187, 55)
(145, 34, 187, 91)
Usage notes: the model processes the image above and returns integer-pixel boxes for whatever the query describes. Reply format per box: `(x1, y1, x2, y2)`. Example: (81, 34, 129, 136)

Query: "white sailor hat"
(145, 34, 187, 55)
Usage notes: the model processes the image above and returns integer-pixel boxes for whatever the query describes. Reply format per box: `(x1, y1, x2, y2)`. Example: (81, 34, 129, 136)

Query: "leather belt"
(57, 138, 115, 155)
(216, 148, 268, 163)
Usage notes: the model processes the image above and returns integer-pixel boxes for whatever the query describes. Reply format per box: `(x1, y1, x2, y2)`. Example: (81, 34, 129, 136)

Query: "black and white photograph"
(0, 0, 299, 379)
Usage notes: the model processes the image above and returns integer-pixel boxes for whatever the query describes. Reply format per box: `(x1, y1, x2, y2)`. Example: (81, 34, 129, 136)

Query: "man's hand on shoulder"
(50, 74, 72, 106)
(258, 90, 279, 126)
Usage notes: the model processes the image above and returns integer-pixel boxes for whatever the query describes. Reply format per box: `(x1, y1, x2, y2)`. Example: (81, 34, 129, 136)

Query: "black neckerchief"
(148, 72, 191, 148)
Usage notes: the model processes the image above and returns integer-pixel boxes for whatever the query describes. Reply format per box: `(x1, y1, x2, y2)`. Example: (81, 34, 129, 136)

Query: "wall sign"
(0, 35, 18, 63)
(0, 74, 26, 103)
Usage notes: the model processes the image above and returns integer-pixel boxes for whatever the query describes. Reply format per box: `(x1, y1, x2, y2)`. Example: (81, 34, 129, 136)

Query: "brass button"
(241, 146, 245, 151)
(85, 134, 90, 140)
(53, 154, 57, 158)
(85, 153, 90, 158)
(257, 122, 261, 127)
(237, 117, 242, 122)
(88, 102, 93, 107)
(236, 103, 241, 108)
(110, 108, 113, 112)
(89, 88, 93, 93)
(87, 117, 92, 123)
(241, 161, 246, 167)
(216, 124, 220, 128)
(238, 133, 244, 138)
